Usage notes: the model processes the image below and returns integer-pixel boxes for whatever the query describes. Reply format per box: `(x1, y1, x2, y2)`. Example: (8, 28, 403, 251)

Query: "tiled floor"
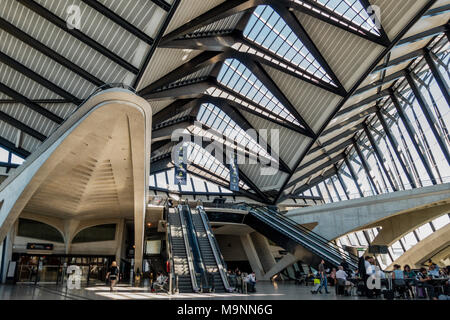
(0, 282, 366, 300)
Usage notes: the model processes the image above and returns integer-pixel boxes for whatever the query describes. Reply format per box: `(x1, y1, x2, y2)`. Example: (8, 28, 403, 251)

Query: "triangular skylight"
(243, 5, 335, 85)
(217, 58, 302, 127)
(183, 142, 249, 190)
(297, 0, 380, 36)
(195, 103, 277, 164)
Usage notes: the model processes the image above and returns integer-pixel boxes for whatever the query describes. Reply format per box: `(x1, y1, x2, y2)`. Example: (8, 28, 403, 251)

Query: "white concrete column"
(1, 225, 15, 283)
(240, 234, 264, 279)
(250, 232, 276, 273)
(262, 253, 298, 281)
(63, 219, 80, 255)
(115, 218, 125, 262)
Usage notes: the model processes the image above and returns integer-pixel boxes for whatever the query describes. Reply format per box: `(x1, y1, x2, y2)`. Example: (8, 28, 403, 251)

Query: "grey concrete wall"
(286, 183, 450, 240)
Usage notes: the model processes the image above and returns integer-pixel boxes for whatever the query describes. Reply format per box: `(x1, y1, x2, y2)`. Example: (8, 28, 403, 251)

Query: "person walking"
(106, 261, 119, 292)
(312, 260, 330, 294)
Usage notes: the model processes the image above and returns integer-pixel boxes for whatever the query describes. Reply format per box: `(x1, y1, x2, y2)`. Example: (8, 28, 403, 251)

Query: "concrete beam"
(250, 232, 276, 274)
(240, 233, 264, 279)
(285, 183, 450, 240)
(388, 224, 450, 270)
(368, 204, 450, 247)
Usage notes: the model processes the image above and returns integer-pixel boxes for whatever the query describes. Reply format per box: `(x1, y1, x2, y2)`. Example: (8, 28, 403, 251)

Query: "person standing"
(106, 261, 119, 292)
(313, 260, 330, 294)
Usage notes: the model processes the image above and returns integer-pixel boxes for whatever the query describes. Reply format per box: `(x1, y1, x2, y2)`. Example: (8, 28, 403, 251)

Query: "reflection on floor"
(0, 282, 367, 300)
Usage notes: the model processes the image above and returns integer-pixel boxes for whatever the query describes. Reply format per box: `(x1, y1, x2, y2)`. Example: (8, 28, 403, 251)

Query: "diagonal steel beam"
(285, 0, 391, 47)
(275, 1, 438, 204)
(0, 109, 47, 141)
(0, 17, 104, 87)
(161, 33, 345, 95)
(81, 0, 154, 45)
(273, 4, 345, 94)
(0, 51, 81, 105)
(160, 0, 261, 43)
(18, 0, 139, 74)
(0, 82, 64, 124)
(287, 153, 346, 190)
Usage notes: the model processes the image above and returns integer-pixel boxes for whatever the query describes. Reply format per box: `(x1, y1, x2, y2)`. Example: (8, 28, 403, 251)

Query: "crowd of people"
(226, 269, 257, 293)
(306, 257, 450, 300)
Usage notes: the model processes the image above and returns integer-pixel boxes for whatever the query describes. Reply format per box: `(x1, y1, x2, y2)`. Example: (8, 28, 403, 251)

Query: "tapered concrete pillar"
(115, 219, 125, 263)
(63, 219, 80, 255)
(240, 234, 264, 279)
(1, 227, 14, 284)
(250, 232, 276, 273)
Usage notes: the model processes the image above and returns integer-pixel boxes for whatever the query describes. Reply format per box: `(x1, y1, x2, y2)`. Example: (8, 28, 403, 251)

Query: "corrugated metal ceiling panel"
(0, 61, 61, 100)
(263, 65, 341, 133)
(164, 0, 225, 35)
(0, 102, 58, 137)
(371, 0, 427, 39)
(0, 32, 96, 99)
(136, 48, 202, 91)
(1, 0, 131, 84)
(239, 109, 312, 168)
(295, 11, 384, 90)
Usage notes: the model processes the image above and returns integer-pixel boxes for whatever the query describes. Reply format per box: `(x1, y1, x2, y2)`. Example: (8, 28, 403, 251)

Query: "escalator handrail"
(250, 206, 358, 263)
(263, 207, 358, 259)
(177, 205, 201, 292)
(165, 211, 176, 294)
(251, 208, 358, 267)
(182, 205, 210, 290)
(252, 205, 353, 257)
(197, 205, 233, 292)
(249, 210, 344, 267)
(249, 209, 357, 268)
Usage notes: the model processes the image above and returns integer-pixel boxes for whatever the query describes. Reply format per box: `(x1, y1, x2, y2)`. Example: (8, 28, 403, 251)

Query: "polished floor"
(0, 282, 367, 300)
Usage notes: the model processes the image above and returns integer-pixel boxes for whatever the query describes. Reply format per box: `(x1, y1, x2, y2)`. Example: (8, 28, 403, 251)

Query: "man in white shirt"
(336, 266, 353, 295)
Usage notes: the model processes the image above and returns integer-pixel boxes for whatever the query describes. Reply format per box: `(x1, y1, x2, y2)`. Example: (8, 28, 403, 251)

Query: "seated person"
(428, 264, 440, 278)
(152, 272, 168, 292)
(416, 268, 438, 300)
(336, 266, 353, 295)
(245, 272, 256, 293)
(392, 264, 407, 298)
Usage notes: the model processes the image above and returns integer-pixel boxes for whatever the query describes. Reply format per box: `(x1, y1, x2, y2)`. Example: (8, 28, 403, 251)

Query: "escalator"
(167, 207, 200, 293)
(243, 206, 358, 270)
(191, 206, 232, 293)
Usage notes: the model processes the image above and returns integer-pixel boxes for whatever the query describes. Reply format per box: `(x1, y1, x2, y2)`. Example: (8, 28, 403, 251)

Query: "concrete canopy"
(0, 89, 152, 270)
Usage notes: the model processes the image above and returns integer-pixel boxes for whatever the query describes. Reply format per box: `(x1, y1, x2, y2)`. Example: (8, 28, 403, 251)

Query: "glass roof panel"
(307, 0, 380, 35)
(196, 103, 277, 163)
(217, 58, 302, 127)
(243, 5, 334, 85)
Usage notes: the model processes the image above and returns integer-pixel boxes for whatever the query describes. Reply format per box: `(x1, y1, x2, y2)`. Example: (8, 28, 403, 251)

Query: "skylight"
(297, 0, 380, 36)
(243, 5, 334, 85)
(196, 103, 277, 163)
(184, 142, 249, 190)
(217, 58, 302, 127)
